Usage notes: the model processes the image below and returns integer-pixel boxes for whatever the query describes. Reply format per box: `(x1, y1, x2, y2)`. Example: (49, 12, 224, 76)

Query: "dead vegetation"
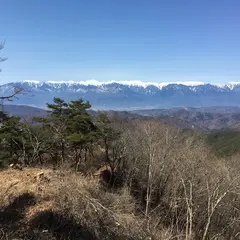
(0, 167, 175, 239)
(1, 108, 240, 239)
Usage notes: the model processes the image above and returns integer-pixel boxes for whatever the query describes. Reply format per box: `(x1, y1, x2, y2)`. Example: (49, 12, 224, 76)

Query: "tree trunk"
(75, 146, 82, 172)
(61, 141, 65, 166)
(104, 137, 110, 164)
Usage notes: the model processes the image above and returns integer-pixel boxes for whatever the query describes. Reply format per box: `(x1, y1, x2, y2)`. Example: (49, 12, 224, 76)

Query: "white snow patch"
(40, 80, 205, 89)
(212, 82, 240, 90)
(23, 80, 41, 84)
(16, 80, 240, 90)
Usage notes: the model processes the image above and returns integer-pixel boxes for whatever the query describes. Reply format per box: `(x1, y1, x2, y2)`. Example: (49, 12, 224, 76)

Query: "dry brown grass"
(0, 167, 176, 239)
(0, 168, 52, 204)
(0, 168, 56, 227)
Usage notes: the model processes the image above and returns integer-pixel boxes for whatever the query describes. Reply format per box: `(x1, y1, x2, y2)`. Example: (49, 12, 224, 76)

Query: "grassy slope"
(0, 167, 172, 240)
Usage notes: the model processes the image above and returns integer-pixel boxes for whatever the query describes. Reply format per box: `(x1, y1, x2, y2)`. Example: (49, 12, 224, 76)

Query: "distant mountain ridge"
(1, 80, 240, 109)
(2, 105, 48, 118)
(0, 104, 205, 131)
(3, 104, 240, 130)
(133, 107, 240, 130)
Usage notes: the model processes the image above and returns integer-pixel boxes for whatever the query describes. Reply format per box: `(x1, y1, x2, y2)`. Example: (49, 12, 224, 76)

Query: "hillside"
(1, 97, 240, 239)
(0, 167, 153, 240)
(133, 107, 240, 130)
(2, 105, 48, 118)
(4, 104, 240, 130)
(1, 104, 203, 130)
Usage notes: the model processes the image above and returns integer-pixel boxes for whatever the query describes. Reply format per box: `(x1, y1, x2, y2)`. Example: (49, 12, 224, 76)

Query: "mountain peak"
(1, 80, 240, 109)
(18, 80, 240, 90)
(20, 80, 207, 89)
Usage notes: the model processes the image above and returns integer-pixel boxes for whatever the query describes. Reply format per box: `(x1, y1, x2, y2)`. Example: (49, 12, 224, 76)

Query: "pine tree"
(35, 97, 69, 166)
(0, 115, 23, 165)
(96, 112, 122, 168)
(67, 99, 98, 171)
(35, 97, 98, 170)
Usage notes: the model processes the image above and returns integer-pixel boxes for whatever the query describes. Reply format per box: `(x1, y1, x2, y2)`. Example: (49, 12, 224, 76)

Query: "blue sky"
(0, 0, 240, 84)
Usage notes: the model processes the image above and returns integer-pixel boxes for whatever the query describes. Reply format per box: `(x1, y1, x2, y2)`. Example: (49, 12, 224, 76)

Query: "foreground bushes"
(0, 168, 175, 239)
(119, 120, 240, 239)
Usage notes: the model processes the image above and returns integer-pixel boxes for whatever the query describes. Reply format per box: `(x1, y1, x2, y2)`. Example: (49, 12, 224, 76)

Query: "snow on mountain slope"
(20, 80, 205, 89)
(1, 80, 240, 109)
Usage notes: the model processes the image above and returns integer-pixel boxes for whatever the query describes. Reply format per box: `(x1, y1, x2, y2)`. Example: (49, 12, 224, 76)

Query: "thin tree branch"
(0, 88, 24, 101)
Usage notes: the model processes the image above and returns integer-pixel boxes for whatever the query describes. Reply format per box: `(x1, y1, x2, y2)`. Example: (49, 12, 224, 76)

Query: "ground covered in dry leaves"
(0, 167, 172, 240)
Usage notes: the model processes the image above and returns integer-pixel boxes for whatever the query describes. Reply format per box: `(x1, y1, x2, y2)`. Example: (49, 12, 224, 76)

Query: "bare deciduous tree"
(0, 42, 7, 71)
(0, 88, 24, 101)
(0, 42, 24, 111)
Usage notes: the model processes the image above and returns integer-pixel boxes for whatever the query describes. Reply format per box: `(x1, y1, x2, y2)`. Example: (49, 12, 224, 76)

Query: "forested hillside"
(134, 107, 240, 130)
(1, 97, 240, 239)
(5, 104, 240, 131)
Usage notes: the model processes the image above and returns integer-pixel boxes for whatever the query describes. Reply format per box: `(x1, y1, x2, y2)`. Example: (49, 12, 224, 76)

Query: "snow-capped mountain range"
(1, 80, 240, 109)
